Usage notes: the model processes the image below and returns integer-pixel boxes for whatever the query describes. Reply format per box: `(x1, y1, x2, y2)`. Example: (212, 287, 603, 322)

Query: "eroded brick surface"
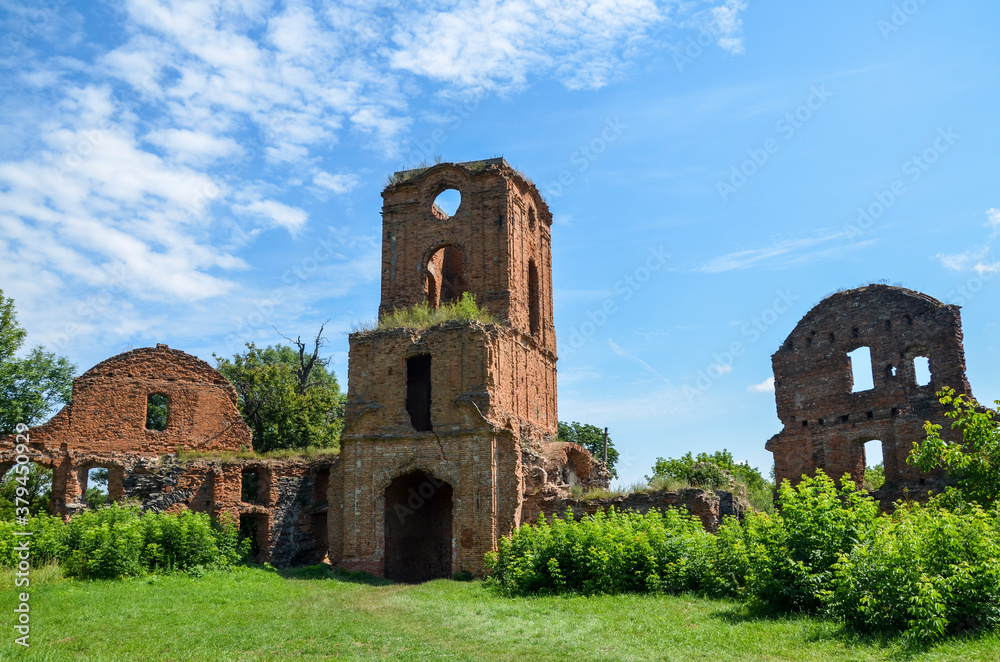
(338, 159, 573, 580)
(766, 285, 972, 503)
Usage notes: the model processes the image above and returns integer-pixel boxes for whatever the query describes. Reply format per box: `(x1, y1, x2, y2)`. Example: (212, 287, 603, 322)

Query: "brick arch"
(421, 242, 467, 308)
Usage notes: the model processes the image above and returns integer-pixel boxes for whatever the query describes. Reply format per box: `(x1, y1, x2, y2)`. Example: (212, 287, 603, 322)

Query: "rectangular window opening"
(406, 355, 433, 432)
(914, 355, 931, 387)
(146, 393, 169, 430)
(848, 346, 874, 392)
(241, 470, 264, 504)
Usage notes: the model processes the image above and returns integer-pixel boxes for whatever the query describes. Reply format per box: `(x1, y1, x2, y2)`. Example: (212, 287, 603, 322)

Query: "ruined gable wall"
(12, 344, 250, 456)
(766, 285, 971, 502)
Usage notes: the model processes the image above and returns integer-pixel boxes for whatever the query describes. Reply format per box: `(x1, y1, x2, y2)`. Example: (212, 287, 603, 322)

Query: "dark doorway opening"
(384, 471, 453, 583)
(406, 355, 433, 432)
(239, 513, 267, 562)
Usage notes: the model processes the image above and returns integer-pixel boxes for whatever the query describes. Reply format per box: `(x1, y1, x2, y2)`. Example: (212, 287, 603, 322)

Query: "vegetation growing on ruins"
(908, 387, 1000, 508)
(0, 290, 76, 435)
(215, 329, 345, 453)
(647, 449, 775, 512)
(359, 292, 496, 332)
(557, 421, 619, 477)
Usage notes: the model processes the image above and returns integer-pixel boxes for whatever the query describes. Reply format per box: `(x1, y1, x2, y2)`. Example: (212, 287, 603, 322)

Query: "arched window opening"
(528, 259, 540, 338)
(77, 465, 124, 508)
(528, 207, 537, 232)
(431, 188, 461, 219)
(425, 245, 465, 307)
(847, 346, 874, 392)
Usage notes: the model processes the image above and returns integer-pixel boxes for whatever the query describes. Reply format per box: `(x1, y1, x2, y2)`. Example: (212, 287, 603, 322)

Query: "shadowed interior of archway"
(384, 470, 453, 583)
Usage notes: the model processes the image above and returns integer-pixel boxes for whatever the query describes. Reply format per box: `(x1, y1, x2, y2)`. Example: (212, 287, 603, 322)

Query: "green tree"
(908, 386, 1000, 508)
(557, 421, 619, 477)
(215, 327, 345, 452)
(0, 463, 52, 519)
(0, 290, 76, 434)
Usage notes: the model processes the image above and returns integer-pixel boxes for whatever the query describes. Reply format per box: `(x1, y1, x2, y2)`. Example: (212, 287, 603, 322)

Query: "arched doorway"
(384, 470, 453, 583)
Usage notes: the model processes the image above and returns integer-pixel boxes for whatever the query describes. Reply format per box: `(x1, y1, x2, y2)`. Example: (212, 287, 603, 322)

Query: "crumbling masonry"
(766, 284, 973, 503)
(3, 169, 978, 576)
(0, 159, 622, 577)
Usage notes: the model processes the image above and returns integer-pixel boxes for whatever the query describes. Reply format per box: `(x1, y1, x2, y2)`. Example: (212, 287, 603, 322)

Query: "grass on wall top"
(355, 292, 496, 333)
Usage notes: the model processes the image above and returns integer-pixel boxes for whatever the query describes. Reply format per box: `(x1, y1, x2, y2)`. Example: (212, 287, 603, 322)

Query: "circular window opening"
(432, 188, 461, 219)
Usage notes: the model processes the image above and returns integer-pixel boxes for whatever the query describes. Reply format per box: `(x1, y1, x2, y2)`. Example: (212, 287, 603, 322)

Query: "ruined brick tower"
(336, 158, 557, 581)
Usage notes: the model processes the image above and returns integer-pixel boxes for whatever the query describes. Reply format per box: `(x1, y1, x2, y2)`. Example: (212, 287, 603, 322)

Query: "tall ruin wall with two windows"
(766, 284, 973, 503)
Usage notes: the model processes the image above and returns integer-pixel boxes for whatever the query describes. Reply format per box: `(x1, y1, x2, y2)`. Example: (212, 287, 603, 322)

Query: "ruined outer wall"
(766, 285, 971, 502)
(378, 159, 556, 354)
(15, 344, 250, 456)
(337, 431, 519, 577)
(346, 322, 556, 437)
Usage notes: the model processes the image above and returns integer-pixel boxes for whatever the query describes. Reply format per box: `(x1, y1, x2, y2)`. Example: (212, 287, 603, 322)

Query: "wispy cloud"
(936, 209, 1000, 275)
(608, 338, 673, 384)
(697, 230, 875, 273)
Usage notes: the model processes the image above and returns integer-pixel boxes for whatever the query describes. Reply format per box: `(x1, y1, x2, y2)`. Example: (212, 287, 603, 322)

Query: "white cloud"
(936, 208, 1000, 275)
(747, 376, 774, 393)
(313, 171, 361, 194)
(698, 230, 875, 273)
(232, 198, 309, 235)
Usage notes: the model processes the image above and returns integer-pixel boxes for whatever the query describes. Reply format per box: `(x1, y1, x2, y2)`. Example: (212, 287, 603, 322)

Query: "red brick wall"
(766, 285, 971, 502)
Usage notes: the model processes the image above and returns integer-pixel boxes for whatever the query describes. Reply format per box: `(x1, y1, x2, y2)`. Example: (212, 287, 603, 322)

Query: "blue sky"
(1, 0, 998, 486)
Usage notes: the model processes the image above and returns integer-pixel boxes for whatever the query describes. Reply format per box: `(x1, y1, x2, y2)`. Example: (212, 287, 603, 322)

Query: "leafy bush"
(1, 505, 249, 579)
(826, 502, 1000, 642)
(0, 512, 67, 566)
(486, 507, 716, 596)
(908, 387, 1000, 508)
(726, 470, 879, 612)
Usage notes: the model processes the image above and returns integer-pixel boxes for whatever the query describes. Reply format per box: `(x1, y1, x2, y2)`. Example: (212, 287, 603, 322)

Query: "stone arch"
(422, 243, 467, 307)
(383, 469, 454, 583)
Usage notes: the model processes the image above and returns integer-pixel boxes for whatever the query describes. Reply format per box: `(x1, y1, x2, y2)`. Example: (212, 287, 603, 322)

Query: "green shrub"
(485, 507, 715, 596)
(732, 470, 879, 613)
(1, 505, 248, 579)
(826, 502, 1000, 642)
(0, 512, 66, 566)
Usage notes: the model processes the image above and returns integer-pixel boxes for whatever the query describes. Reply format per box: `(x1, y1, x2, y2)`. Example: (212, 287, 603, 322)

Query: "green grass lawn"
(2, 565, 999, 661)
